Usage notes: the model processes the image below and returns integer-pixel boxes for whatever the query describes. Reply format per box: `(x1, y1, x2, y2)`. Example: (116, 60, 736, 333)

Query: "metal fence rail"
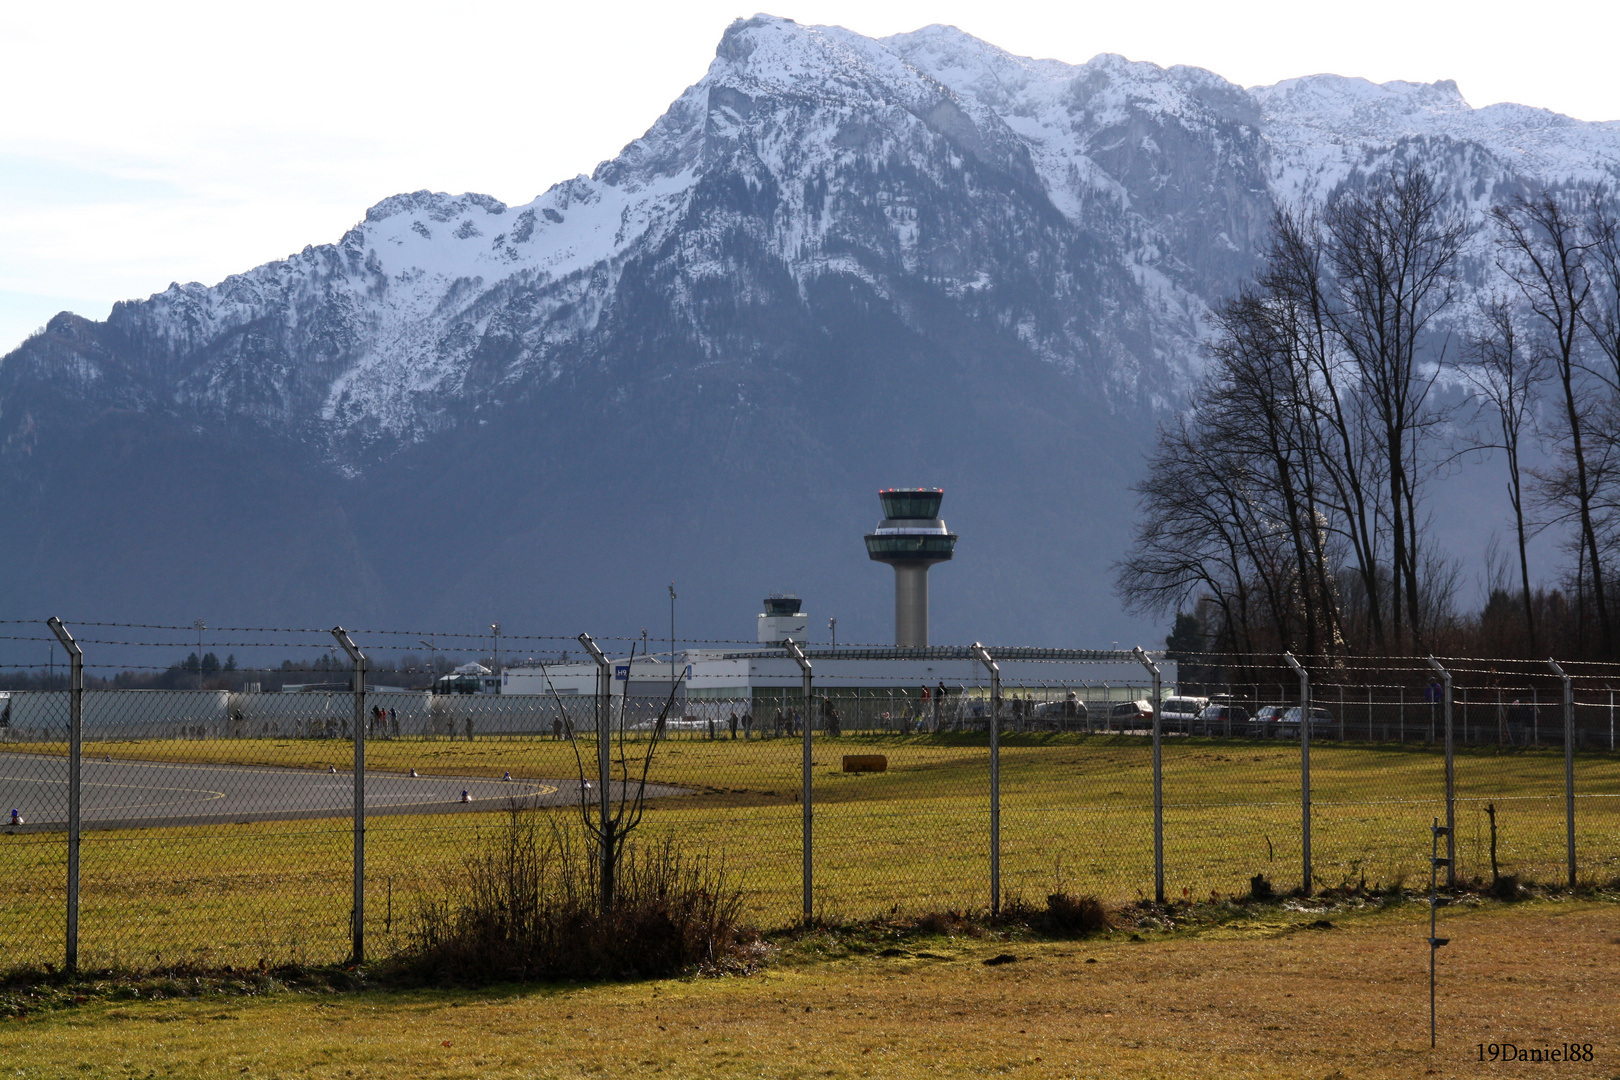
(3, 630, 1619, 974)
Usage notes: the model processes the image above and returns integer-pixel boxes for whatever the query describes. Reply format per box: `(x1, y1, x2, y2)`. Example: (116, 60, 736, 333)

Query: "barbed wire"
(14, 622, 1620, 681)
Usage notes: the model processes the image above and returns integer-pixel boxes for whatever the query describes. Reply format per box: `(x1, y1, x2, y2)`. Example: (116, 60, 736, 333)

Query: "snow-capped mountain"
(4, 15, 1618, 644)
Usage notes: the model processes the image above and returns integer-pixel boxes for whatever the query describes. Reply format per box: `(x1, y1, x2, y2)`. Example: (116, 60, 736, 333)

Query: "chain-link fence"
(4, 626, 1618, 974)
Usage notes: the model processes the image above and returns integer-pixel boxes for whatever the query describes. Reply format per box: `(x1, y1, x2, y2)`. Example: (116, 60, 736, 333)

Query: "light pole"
(669, 583, 677, 695)
(491, 622, 501, 675)
(419, 639, 436, 686)
(829, 616, 837, 650)
(194, 619, 206, 690)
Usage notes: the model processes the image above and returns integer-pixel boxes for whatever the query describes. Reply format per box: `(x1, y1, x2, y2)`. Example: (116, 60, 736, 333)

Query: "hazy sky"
(3, 0, 1616, 352)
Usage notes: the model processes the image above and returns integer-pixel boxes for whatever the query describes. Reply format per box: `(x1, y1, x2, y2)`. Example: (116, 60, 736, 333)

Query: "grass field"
(1, 896, 1616, 1079)
(4, 734, 1618, 973)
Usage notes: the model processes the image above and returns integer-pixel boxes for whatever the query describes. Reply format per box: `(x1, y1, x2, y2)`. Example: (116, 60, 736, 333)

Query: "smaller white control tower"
(758, 594, 808, 643)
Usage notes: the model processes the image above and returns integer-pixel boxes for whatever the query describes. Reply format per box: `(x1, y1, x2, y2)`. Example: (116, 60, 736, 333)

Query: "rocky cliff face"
(4, 16, 1618, 646)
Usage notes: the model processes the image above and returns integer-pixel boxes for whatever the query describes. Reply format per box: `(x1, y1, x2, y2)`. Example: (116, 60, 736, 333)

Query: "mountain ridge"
(2, 14, 1615, 645)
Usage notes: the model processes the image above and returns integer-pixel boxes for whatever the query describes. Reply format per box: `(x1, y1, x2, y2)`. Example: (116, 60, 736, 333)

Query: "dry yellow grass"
(1, 898, 1615, 1079)
(5, 735, 1618, 972)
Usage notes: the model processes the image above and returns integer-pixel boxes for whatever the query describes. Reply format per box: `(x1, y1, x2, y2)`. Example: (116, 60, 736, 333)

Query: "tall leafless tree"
(1462, 295, 1544, 650)
(1493, 191, 1610, 653)
(1322, 164, 1471, 650)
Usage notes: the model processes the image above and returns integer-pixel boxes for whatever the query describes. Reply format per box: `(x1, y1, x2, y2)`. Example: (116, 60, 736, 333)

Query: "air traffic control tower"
(864, 488, 957, 647)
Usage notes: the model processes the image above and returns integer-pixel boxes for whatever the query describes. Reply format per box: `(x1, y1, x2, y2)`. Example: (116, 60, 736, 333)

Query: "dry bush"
(1488, 873, 1525, 901)
(997, 891, 1113, 937)
(1041, 891, 1111, 934)
(400, 804, 749, 984)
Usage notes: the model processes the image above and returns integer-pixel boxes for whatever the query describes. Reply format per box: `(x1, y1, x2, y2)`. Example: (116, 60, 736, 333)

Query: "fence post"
(1133, 647, 1163, 904)
(45, 618, 82, 974)
(1425, 657, 1455, 888)
(1548, 659, 1576, 888)
(783, 639, 813, 925)
(578, 634, 613, 914)
(1283, 653, 1310, 895)
(972, 645, 1001, 913)
(331, 628, 367, 963)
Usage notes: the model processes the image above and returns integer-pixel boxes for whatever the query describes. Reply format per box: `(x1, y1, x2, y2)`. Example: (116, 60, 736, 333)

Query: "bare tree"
(535, 642, 680, 915)
(1265, 206, 1389, 651)
(1205, 289, 1342, 655)
(1323, 164, 1471, 649)
(1117, 415, 1263, 655)
(1493, 191, 1609, 652)
(1462, 295, 1545, 650)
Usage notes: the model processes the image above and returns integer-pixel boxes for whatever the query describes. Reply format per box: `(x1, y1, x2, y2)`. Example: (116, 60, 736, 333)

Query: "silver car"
(1277, 706, 1333, 736)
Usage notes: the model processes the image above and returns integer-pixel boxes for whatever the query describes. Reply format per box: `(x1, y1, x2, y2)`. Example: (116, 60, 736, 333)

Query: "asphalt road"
(0, 753, 687, 831)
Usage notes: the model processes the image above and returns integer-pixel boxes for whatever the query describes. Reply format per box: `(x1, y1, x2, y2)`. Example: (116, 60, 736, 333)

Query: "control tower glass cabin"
(863, 488, 957, 647)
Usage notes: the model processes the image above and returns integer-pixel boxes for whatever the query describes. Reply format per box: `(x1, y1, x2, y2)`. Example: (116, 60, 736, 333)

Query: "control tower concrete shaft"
(863, 488, 957, 647)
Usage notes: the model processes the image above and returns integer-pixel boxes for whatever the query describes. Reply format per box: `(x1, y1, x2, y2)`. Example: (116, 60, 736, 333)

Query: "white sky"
(2, 0, 1617, 352)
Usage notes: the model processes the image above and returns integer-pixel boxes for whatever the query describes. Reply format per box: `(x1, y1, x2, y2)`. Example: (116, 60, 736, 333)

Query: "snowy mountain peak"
(365, 190, 510, 224)
(714, 14, 926, 98)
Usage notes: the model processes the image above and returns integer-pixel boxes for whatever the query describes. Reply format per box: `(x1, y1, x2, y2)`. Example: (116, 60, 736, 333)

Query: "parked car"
(1277, 706, 1334, 736)
(1159, 696, 1210, 730)
(1109, 699, 1154, 726)
(1250, 705, 1288, 735)
(1196, 704, 1250, 733)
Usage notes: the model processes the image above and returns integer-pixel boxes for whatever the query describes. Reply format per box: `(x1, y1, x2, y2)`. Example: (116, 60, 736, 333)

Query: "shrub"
(1042, 890, 1111, 934)
(996, 891, 1112, 936)
(400, 804, 749, 983)
(1488, 874, 1524, 901)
